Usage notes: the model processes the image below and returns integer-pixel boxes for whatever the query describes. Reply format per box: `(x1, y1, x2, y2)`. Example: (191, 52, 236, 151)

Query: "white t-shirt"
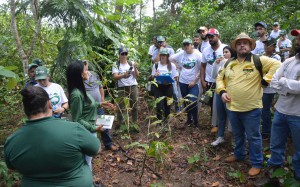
(151, 62, 179, 82)
(200, 40, 210, 52)
(270, 30, 281, 39)
(251, 40, 265, 55)
(171, 50, 202, 84)
(277, 39, 292, 59)
(202, 43, 227, 83)
(262, 54, 281, 94)
(112, 61, 138, 87)
(148, 45, 155, 55)
(35, 83, 68, 109)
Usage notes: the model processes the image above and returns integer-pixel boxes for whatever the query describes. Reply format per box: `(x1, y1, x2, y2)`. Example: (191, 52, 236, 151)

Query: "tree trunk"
(10, 0, 28, 75)
(152, 0, 156, 21)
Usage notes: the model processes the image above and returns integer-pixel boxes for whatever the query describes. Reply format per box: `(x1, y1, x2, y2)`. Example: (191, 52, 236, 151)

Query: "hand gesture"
(96, 125, 104, 132)
(221, 93, 231, 103)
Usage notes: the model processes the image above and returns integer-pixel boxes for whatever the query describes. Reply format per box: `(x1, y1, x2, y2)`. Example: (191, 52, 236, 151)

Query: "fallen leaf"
(110, 163, 117, 167)
(212, 181, 219, 186)
(213, 155, 221, 161)
(127, 160, 133, 165)
(116, 156, 121, 162)
(112, 179, 119, 184)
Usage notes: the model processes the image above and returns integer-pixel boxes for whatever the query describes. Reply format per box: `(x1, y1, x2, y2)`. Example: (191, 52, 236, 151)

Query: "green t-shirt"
(4, 117, 100, 187)
(70, 88, 100, 133)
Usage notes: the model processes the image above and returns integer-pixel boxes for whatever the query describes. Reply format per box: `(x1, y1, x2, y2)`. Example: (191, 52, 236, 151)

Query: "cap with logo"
(119, 46, 128, 54)
(159, 48, 169, 55)
(28, 63, 38, 70)
(182, 38, 192, 44)
(207, 28, 219, 36)
(157, 36, 166, 42)
(35, 66, 49, 80)
(254, 21, 267, 29)
(273, 22, 279, 26)
(32, 58, 45, 66)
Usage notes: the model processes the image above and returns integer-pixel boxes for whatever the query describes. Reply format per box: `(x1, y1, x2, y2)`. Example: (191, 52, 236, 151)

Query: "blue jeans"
(227, 109, 263, 168)
(261, 93, 275, 135)
(179, 82, 199, 124)
(216, 93, 227, 137)
(268, 111, 300, 180)
(97, 109, 112, 149)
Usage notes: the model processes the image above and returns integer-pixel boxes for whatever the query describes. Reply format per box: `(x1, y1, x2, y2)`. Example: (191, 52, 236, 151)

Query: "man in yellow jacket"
(216, 33, 281, 176)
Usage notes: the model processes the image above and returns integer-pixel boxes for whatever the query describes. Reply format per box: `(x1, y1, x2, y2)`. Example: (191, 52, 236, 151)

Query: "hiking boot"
(211, 137, 225, 146)
(225, 155, 237, 162)
(211, 127, 218, 133)
(105, 145, 119, 151)
(248, 167, 261, 176)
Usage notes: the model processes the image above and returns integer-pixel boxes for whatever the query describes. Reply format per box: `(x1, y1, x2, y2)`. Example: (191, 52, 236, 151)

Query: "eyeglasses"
(183, 43, 190, 47)
(120, 52, 128, 56)
(207, 35, 215, 39)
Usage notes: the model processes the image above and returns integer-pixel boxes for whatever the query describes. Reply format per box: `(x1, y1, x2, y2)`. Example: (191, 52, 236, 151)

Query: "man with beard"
(267, 29, 300, 182)
(252, 21, 268, 55)
(216, 33, 280, 176)
(200, 28, 227, 133)
(193, 34, 201, 51)
(197, 26, 211, 52)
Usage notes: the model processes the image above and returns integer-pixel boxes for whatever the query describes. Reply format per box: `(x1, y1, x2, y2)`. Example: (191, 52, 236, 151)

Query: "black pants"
(204, 82, 216, 116)
(153, 84, 173, 120)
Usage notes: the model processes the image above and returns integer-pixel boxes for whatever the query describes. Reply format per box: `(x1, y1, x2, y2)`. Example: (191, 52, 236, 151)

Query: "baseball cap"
(207, 28, 219, 36)
(197, 26, 207, 33)
(159, 48, 169, 55)
(291, 29, 300, 36)
(32, 58, 45, 66)
(119, 46, 128, 54)
(273, 22, 279, 26)
(28, 63, 38, 70)
(280, 30, 286, 35)
(263, 36, 276, 46)
(254, 21, 267, 29)
(182, 38, 192, 44)
(35, 66, 49, 80)
(156, 36, 166, 42)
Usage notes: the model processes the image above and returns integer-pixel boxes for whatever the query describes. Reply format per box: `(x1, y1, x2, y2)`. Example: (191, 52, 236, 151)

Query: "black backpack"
(224, 54, 263, 79)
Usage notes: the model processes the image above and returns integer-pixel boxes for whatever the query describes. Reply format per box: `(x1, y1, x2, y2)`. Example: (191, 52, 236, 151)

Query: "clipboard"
(96, 115, 114, 129)
(156, 75, 174, 84)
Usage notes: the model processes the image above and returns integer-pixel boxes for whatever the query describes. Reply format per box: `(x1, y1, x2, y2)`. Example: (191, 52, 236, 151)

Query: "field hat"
(291, 29, 300, 36)
(231, 32, 256, 51)
(182, 38, 192, 44)
(263, 37, 276, 47)
(35, 66, 49, 80)
(254, 21, 267, 29)
(156, 36, 166, 42)
(207, 28, 219, 36)
(159, 48, 169, 55)
(28, 63, 38, 70)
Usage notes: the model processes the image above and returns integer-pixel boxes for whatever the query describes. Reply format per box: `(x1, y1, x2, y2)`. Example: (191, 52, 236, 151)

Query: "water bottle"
(52, 105, 61, 118)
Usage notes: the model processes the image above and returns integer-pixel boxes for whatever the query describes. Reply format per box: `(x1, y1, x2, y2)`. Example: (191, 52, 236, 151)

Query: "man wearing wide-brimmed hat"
(216, 32, 281, 176)
(267, 29, 300, 182)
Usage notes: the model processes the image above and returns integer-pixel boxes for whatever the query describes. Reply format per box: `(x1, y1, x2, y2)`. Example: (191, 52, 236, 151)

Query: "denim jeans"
(97, 109, 112, 149)
(261, 93, 275, 135)
(268, 111, 300, 179)
(85, 132, 97, 170)
(216, 93, 227, 137)
(179, 82, 199, 124)
(227, 108, 263, 168)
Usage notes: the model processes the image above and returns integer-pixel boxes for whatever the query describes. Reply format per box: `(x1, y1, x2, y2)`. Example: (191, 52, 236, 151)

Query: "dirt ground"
(92, 91, 277, 187)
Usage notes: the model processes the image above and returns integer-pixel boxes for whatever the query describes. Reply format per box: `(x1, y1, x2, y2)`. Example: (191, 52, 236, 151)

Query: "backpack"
(224, 54, 263, 79)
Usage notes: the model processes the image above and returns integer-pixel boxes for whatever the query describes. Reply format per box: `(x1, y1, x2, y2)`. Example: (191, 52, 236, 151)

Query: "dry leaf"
(127, 160, 133, 165)
(112, 179, 119, 184)
(116, 156, 121, 162)
(212, 181, 220, 186)
(213, 155, 221, 161)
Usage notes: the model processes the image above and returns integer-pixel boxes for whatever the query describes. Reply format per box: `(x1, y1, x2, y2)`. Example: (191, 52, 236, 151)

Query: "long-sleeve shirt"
(70, 88, 100, 132)
(270, 54, 300, 116)
(216, 54, 281, 112)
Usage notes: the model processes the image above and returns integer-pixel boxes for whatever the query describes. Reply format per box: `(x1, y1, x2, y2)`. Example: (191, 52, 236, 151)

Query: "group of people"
(3, 21, 300, 186)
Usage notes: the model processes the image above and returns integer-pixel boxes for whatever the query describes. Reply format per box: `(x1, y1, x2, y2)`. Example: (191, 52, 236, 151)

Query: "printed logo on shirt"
(182, 58, 196, 69)
(50, 93, 61, 106)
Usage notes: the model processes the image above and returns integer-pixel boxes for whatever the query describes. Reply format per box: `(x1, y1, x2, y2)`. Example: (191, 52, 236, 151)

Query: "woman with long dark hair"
(151, 48, 178, 122)
(66, 60, 113, 170)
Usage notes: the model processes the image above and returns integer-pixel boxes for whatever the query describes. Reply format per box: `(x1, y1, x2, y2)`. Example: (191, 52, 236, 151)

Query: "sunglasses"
(183, 43, 190, 46)
(120, 52, 128, 56)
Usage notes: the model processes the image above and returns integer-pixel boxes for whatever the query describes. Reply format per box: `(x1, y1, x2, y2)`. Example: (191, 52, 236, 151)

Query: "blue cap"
(119, 46, 128, 54)
(254, 21, 267, 29)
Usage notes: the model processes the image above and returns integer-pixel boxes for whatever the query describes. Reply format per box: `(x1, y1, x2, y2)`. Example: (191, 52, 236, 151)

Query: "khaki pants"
(117, 85, 138, 125)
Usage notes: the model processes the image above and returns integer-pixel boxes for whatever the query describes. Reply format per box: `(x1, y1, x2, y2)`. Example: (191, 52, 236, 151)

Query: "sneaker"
(211, 127, 218, 133)
(211, 137, 225, 146)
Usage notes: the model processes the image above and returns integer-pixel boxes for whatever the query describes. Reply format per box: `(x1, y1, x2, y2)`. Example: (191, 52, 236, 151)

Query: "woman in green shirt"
(66, 60, 113, 170)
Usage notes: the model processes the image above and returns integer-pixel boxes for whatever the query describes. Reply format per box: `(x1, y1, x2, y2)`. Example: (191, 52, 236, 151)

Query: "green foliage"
(271, 167, 300, 187)
(0, 161, 21, 187)
(228, 170, 245, 183)
(187, 147, 209, 170)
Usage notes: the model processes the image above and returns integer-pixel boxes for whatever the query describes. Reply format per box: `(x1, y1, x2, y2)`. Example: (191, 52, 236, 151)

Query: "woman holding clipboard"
(150, 48, 179, 123)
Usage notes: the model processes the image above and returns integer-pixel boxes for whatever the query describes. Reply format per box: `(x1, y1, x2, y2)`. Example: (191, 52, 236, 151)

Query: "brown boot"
(225, 155, 237, 162)
(248, 167, 261, 176)
(211, 127, 218, 133)
(105, 145, 119, 151)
